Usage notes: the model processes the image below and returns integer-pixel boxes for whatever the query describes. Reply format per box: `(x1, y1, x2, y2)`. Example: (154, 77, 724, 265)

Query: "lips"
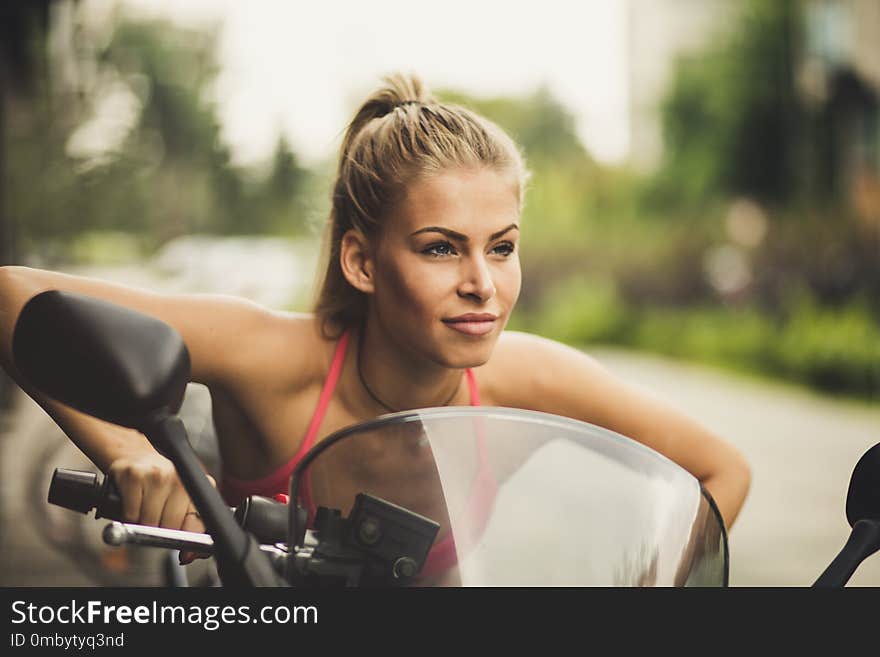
(442, 313, 498, 336)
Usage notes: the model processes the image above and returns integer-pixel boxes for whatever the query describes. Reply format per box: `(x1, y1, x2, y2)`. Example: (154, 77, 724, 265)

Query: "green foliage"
(650, 0, 805, 207)
(515, 275, 630, 346)
(439, 86, 593, 166)
(7, 15, 314, 262)
(67, 231, 145, 265)
(629, 306, 777, 367)
(519, 276, 880, 399)
(769, 294, 880, 395)
(105, 21, 224, 160)
(255, 137, 312, 235)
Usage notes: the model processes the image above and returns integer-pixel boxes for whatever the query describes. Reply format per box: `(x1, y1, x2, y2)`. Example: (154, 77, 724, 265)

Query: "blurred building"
(626, 0, 880, 221)
(801, 0, 880, 226)
(803, 0, 880, 90)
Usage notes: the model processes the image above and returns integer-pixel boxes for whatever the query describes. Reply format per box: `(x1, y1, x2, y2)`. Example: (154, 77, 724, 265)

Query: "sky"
(81, 0, 631, 167)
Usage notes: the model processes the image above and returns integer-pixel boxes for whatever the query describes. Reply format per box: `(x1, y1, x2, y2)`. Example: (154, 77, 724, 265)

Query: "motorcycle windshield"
(293, 407, 727, 587)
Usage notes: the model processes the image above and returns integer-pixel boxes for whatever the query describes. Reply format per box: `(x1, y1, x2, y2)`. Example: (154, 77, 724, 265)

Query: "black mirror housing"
(12, 290, 190, 430)
(846, 441, 880, 527)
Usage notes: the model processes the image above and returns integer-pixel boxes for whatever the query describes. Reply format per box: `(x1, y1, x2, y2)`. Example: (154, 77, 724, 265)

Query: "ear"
(340, 228, 376, 294)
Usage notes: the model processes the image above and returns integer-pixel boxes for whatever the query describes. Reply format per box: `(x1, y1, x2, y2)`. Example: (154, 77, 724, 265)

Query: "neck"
(352, 321, 464, 414)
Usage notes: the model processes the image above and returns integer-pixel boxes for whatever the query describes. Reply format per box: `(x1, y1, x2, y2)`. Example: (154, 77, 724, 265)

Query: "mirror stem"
(142, 414, 284, 587)
(813, 519, 880, 587)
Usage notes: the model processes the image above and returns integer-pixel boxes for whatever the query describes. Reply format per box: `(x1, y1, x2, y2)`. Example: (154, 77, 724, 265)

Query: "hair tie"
(396, 100, 421, 108)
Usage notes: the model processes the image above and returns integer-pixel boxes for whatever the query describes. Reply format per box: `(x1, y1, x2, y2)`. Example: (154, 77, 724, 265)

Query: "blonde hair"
(312, 72, 529, 337)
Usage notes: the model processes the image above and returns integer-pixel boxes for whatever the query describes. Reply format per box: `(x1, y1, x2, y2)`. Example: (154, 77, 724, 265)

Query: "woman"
(0, 73, 750, 580)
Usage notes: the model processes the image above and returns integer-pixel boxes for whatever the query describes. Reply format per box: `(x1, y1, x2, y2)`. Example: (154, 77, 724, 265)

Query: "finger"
(179, 470, 216, 564)
(179, 507, 208, 565)
(181, 507, 206, 534)
(160, 488, 192, 531)
(138, 474, 172, 527)
(112, 470, 142, 524)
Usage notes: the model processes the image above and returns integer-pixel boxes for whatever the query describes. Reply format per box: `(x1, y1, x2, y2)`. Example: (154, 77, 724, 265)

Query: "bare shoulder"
(477, 329, 678, 432)
(129, 294, 332, 396)
(192, 307, 336, 479)
(479, 330, 611, 412)
(491, 329, 590, 363)
(215, 305, 332, 397)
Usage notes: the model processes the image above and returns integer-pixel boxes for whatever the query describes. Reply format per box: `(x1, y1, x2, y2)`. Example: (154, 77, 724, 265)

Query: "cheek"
(378, 257, 451, 317)
(497, 261, 522, 304)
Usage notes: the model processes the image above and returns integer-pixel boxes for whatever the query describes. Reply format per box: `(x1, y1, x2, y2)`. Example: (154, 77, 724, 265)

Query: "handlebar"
(49, 467, 439, 587)
(48, 468, 295, 545)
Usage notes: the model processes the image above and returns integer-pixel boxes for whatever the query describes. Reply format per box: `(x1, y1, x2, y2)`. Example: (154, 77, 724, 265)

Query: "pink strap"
(221, 329, 351, 505)
(465, 368, 480, 406)
(294, 328, 350, 518)
(301, 328, 351, 454)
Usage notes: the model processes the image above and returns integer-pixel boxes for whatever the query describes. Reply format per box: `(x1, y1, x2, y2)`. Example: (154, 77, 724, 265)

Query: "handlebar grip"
(49, 468, 295, 544)
(233, 495, 293, 545)
(48, 468, 124, 520)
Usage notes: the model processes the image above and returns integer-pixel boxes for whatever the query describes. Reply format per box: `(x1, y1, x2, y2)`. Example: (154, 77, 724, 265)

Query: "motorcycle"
(11, 290, 880, 587)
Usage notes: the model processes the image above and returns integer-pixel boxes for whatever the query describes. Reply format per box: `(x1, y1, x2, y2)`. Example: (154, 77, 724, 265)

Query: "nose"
(457, 254, 496, 302)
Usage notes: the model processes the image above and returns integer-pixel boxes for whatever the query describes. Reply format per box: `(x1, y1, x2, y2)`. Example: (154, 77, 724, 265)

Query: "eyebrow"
(410, 223, 519, 242)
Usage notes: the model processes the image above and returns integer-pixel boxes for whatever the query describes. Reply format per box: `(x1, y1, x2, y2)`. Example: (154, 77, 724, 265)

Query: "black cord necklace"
(356, 329, 461, 413)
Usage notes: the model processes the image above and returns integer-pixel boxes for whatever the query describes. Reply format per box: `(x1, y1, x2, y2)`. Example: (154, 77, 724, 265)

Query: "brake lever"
(102, 521, 292, 561)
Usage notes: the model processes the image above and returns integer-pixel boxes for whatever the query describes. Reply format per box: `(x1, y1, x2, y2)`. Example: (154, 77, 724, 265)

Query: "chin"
(441, 339, 496, 369)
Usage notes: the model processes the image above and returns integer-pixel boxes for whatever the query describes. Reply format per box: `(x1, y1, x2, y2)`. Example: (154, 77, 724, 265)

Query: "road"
(587, 347, 880, 586)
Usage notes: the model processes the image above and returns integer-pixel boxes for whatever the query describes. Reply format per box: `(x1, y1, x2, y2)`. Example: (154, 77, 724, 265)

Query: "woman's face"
(369, 166, 522, 369)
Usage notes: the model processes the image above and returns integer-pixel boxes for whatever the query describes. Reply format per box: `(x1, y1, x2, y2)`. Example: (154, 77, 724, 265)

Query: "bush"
(519, 275, 879, 400)
(631, 306, 776, 367)
(520, 276, 632, 346)
(769, 296, 880, 396)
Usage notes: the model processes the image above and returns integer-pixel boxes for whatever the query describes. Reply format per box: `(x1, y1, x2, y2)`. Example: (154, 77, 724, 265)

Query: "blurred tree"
(247, 135, 310, 235)
(815, 68, 879, 203)
(7, 11, 313, 259)
(95, 20, 310, 239)
(267, 136, 299, 203)
(650, 0, 805, 207)
(0, 0, 54, 267)
(89, 18, 241, 242)
(0, 0, 55, 411)
(441, 85, 593, 166)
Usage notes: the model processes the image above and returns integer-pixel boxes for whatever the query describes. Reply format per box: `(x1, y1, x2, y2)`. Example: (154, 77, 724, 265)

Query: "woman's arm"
(0, 265, 280, 530)
(0, 265, 275, 389)
(492, 331, 751, 530)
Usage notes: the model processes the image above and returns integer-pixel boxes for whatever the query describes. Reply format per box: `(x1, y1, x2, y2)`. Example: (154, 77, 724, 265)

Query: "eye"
(422, 241, 457, 258)
(491, 241, 516, 257)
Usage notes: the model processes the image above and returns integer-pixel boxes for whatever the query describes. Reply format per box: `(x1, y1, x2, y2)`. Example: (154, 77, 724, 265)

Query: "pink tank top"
(220, 328, 497, 580)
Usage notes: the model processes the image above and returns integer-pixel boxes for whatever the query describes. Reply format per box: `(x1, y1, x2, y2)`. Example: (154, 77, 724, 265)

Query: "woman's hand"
(107, 451, 215, 564)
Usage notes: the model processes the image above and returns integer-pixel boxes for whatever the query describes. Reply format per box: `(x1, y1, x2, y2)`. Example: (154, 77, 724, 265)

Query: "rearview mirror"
(12, 290, 190, 430)
(846, 441, 880, 526)
(814, 441, 880, 587)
